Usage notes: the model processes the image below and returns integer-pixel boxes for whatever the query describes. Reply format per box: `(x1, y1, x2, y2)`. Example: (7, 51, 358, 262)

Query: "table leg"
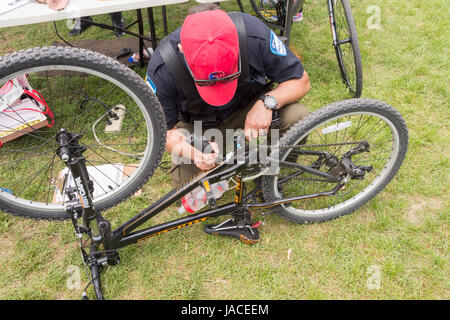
(137, 9, 145, 67)
(147, 8, 158, 51)
(162, 6, 168, 36)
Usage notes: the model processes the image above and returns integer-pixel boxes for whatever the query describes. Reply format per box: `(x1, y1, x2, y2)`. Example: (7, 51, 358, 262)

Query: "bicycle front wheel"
(330, 0, 363, 97)
(261, 99, 408, 223)
(0, 47, 166, 220)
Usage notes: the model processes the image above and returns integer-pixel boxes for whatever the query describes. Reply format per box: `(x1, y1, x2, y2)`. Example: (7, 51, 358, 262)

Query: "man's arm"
(244, 71, 310, 140)
(269, 71, 310, 108)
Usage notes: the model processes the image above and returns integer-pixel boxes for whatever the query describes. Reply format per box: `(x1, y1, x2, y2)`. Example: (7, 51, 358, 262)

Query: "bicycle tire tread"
(0, 46, 166, 220)
(261, 98, 408, 224)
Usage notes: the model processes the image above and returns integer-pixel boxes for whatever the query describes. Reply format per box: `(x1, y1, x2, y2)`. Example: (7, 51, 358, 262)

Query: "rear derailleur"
(329, 141, 373, 180)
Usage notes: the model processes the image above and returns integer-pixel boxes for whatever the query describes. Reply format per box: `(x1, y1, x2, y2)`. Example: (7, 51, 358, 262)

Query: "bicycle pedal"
(203, 219, 260, 245)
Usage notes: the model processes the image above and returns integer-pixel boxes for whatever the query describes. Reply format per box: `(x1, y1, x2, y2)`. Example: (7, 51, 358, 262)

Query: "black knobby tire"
(261, 99, 408, 223)
(331, 0, 363, 98)
(0, 47, 166, 220)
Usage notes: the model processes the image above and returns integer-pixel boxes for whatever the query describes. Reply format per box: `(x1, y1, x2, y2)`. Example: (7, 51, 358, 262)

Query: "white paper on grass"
(0, 85, 24, 111)
(53, 163, 125, 203)
(0, 0, 34, 15)
(0, 98, 47, 138)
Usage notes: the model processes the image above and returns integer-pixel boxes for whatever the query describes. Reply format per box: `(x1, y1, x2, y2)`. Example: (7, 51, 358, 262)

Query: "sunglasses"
(183, 54, 241, 87)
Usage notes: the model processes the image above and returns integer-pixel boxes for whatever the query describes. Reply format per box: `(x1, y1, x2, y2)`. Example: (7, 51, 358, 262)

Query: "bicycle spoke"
(12, 156, 55, 198)
(32, 153, 58, 203)
(45, 152, 57, 205)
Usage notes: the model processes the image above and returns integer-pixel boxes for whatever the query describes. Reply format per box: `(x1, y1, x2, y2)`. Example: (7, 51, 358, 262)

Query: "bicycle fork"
(56, 129, 117, 300)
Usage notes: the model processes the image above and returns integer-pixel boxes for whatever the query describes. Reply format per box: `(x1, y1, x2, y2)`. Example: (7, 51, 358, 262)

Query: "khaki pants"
(171, 101, 308, 188)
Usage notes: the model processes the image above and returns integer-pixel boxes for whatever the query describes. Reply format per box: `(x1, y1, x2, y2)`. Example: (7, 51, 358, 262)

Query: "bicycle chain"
(278, 175, 336, 183)
(277, 140, 365, 149)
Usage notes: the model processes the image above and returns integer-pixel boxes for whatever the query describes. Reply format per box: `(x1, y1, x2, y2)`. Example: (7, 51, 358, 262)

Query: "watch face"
(264, 95, 277, 110)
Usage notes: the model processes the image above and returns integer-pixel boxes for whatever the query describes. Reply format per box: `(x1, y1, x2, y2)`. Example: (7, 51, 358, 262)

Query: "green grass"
(0, 0, 448, 300)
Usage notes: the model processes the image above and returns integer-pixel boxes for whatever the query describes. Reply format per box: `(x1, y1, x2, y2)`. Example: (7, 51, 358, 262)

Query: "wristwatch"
(259, 95, 278, 111)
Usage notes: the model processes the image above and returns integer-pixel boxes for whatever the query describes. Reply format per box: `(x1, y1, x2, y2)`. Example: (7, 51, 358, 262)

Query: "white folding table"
(0, 0, 189, 65)
(194, 0, 229, 3)
(0, 0, 188, 28)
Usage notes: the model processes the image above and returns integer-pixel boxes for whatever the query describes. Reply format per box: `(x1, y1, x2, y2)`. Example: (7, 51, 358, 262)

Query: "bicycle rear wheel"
(261, 99, 408, 223)
(330, 0, 363, 97)
(249, 0, 286, 27)
(0, 47, 166, 220)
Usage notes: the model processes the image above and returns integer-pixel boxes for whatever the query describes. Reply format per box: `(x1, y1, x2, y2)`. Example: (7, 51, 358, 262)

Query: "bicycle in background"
(239, 0, 363, 97)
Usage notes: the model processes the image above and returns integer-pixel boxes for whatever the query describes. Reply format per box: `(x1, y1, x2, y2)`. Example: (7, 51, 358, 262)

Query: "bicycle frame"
(64, 136, 341, 235)
(57, 129, 344, 299)
(63, 138, 340, 244)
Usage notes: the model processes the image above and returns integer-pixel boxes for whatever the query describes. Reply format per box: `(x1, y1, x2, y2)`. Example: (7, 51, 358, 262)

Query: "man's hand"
(192, 142, 219, 171)
(37, 0, 69, 11)
(244, 100, 273, 140)
(166, 127, 219, 171)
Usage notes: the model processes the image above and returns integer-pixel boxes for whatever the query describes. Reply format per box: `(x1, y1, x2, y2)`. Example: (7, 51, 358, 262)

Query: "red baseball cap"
(180, 10, 239, 106)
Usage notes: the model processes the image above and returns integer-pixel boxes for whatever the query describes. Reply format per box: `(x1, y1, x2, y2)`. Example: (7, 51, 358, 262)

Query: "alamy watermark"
(366, 5, 381, 30)
(66, 265, 81, 290)
(171, 121, 280, 174)
(366, 264, 381, 290)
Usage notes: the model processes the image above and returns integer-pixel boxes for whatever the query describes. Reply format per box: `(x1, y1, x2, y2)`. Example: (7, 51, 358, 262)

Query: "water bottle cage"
(201, 179, 217, 209)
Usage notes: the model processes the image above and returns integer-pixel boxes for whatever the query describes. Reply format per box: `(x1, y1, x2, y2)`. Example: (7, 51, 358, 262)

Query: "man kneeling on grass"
(145, 8, 310, 240)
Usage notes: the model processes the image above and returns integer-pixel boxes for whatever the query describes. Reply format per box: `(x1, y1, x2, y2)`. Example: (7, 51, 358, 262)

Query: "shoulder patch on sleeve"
(269, 30, 287, 56)
(145, 73, 157, 94)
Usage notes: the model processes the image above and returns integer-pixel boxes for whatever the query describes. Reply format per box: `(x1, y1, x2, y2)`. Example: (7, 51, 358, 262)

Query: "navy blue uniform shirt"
(146, 12, 305, 130)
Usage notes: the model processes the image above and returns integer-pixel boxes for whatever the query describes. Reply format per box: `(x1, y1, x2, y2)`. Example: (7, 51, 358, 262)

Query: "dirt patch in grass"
(204, 278, 232, 299)
(302, 223, 331, 251)
(0, 233, 17, 263)
(405, 196, 444, 225)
